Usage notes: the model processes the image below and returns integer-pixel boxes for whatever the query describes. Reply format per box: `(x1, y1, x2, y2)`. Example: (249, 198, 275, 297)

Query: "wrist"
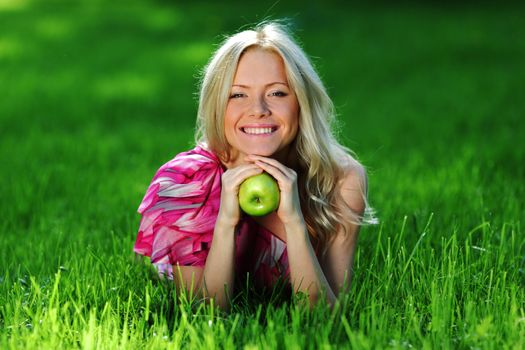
(282, 214, 307, 231)
(281, 216, 308, 236)
(214, 214, 239, 233)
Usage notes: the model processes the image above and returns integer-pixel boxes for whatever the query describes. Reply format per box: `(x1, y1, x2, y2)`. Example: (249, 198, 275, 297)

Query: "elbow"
(202, 294, 232, 314)
(293, 291, 331, 310)
(313, 293, 336, 309)
(200, 282, 233, 314)
(304, 288, 337, 310)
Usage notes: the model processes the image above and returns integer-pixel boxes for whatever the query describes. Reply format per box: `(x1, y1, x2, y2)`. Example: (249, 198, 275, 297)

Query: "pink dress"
(134, 145, 298, 293)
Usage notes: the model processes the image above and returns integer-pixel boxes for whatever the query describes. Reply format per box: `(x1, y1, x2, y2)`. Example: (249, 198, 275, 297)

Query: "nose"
(249, 96, 270, 118)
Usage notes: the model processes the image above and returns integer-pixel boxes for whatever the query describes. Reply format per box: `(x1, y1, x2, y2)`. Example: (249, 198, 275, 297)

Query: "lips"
(240, 125, 278, 135)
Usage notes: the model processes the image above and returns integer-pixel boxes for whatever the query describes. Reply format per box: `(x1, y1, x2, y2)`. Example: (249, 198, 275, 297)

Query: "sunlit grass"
(1, 1, 524, 348)
(0, 0, 29, 11)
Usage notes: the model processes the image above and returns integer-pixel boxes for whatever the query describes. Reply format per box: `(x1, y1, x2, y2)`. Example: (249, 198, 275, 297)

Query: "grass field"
(1, 0, 524, 348)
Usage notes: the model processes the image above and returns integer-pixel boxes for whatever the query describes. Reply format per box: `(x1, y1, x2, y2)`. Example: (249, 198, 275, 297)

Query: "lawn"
(1, 0, 524, 348)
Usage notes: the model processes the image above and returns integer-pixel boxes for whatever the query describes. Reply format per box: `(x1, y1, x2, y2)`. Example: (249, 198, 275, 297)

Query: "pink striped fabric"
(134, 145, 293, 290)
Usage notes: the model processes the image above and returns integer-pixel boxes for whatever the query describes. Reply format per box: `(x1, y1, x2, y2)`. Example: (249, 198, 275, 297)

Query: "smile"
(241, 127, 278, 135)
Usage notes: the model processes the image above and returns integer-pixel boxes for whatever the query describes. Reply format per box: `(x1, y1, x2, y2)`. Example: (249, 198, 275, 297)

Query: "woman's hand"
(217, 163, 263, 228)
(245, 155, 305, 227)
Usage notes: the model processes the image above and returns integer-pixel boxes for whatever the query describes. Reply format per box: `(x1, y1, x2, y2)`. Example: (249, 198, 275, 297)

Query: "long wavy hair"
(195, 21, 375, 255)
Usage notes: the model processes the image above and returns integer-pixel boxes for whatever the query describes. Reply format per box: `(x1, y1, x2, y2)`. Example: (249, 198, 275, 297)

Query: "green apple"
(238, 172, 280, 216)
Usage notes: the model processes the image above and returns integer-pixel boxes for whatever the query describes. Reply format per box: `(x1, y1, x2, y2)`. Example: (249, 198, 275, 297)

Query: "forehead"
(233, 48, 288, 84)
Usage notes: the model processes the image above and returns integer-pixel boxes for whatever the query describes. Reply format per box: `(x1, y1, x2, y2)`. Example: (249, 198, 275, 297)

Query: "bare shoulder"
(337, 155, 367, 215)
(318, 156, 366, 290)
(318, 156, 366, 256)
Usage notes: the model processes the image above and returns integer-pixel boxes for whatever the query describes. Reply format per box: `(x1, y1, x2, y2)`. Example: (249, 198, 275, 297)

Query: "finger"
(238, 165, 264, 180)
(248, 155, 295, 178)
(230, 165, 264, 186)
(225, 163, 261, 177)
(253, 160, 294, 191)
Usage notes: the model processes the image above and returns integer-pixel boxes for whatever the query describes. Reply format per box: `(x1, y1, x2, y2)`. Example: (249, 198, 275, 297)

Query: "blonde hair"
(195, 21, 376, 255)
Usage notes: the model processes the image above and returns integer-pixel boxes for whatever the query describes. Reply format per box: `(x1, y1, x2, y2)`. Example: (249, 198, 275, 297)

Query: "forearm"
(285, 221, 337, 308)
(200, 222, 236, 311)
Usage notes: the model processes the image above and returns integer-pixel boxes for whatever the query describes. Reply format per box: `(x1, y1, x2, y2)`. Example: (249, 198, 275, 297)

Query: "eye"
(269, 91, 288, 97)
(229, 93, 245, 99)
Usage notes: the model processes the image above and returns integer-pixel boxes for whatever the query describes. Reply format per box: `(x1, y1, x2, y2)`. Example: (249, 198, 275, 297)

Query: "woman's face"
(224, 48, 299, 165)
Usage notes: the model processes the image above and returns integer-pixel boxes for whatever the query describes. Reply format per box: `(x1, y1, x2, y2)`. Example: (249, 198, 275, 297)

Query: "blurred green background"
(1, 0, 524, 274)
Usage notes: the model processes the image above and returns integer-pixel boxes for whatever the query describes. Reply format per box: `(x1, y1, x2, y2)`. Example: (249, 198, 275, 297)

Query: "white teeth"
(243, 127, 274, 135)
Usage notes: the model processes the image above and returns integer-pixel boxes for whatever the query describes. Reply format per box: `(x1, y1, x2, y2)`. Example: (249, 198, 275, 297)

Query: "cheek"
(224, 104, 242, 124)
(223, 108, 242, 145)
(290, 112, 300, 140)
(286, 105, 300, 131)
(290, 121, 299, 140)
(224, 106, 236, 129)
(274, 100, 299, 119)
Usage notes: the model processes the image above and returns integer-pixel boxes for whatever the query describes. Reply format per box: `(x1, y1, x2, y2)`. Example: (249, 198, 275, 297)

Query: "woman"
(134, 21, 373, 312)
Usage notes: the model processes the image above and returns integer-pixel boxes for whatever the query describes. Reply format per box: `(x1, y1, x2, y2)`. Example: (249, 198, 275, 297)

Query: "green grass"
(1, 0, 524, 348)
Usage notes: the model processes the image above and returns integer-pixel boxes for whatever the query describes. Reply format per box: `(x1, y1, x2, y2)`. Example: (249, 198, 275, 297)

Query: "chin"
(251, 150, 275, 157)
(254, 147, 293, 162)
(246, 147, 279, 157)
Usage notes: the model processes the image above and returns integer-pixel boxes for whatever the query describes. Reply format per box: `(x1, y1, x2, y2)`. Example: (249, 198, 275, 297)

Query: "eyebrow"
(232, 82, 289, 88)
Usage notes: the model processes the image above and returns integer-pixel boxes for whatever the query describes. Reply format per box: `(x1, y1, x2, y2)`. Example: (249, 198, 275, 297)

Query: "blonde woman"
(134, 21, 373, 312)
